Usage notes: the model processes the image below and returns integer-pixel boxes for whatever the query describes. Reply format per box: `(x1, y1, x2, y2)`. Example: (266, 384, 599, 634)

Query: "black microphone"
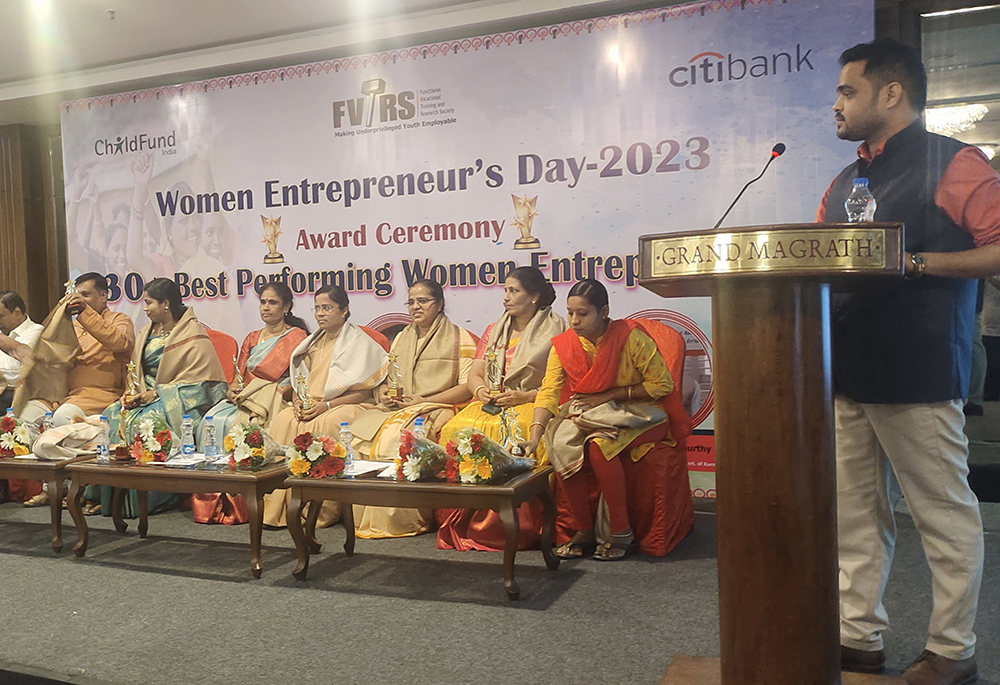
(712, 143, 786, 230)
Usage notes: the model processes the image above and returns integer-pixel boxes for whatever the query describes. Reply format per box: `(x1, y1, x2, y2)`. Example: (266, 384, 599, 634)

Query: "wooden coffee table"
(65, 460, 289, 577)
(285, 466, 559, 599)
(0, 454, 90, 552)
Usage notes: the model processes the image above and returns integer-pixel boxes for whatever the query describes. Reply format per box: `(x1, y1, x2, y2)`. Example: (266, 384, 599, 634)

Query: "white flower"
(285, 445, 298, 461)
(234, 443, 251, 460)
(306, 441, 324, 462)
(13, 424, 31, 444)
(402, 457, 422, 481)
(229, 423, 248, 444)
(459, 469, 476, 484)
(0, 433, 14, 449)
(138, 418, 156, 442)
(456, 435, 472, 456)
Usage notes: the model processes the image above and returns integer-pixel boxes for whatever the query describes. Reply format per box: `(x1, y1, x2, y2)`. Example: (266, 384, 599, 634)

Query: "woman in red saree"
(523, 279, 676, 560)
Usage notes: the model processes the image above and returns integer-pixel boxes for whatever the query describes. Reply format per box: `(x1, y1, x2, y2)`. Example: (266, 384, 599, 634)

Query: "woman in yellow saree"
(262, 284, 387, 528)
(350, 279, 476, 539)
(435, 267, 566, 551)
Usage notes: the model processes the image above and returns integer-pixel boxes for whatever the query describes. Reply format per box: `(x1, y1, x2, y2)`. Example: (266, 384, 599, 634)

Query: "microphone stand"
(713, 153, 780, 230)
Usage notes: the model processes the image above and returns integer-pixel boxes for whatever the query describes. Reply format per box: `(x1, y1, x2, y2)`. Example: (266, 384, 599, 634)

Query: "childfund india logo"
(94, 131, 177, 156)
(667, 44, 814, 87)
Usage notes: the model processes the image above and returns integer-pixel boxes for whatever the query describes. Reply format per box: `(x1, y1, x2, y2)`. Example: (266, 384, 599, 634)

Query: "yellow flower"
(13, 444, 29, 456)
(476, 459, 492, 480)
(289, 458, 311, 477)
(138, 449, 154, 464)
(252, 447, 265, 459)
(223, 435, 235, 452)
(459, 458, 477, 476)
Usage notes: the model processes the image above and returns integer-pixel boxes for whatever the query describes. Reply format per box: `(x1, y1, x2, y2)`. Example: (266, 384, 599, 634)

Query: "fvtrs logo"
(332, 78, 417, 128)
(668, 44, 814, 87)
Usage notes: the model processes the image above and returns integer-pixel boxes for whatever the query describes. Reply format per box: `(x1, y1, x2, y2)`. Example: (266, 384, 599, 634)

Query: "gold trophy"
(483, 349, 503, 415)
(295, 372, 313, 415)
(64, 279, 84, 315)
(124, 362, 141, 402)
(261, 215, 284, 264)
(511, 194, 540, 250)
(232, 355, 245, 393)
(500, 408, 526, 457)
(386, 352, 404, 402)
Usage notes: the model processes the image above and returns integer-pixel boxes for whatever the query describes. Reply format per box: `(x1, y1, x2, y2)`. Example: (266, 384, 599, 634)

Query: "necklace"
(259, 323, 288, 343)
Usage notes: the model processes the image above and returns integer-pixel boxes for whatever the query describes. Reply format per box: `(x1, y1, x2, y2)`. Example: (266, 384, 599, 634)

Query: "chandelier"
(925, 104, 989, 136)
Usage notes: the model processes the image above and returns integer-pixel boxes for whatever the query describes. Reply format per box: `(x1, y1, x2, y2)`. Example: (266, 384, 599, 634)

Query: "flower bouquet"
(395, 429, 450, 482)
(129, 414, 174, 464)
(286, 432, 346, 479)
(225, 422, 283, 471)
(444, 428, 536, 484)
(0, 414, 33, 457)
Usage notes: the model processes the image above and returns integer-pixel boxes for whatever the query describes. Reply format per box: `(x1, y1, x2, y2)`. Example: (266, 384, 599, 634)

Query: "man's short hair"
(75, 272, 109, 293)
(840, 38, 928, 111)
(0, 290, 26, 315)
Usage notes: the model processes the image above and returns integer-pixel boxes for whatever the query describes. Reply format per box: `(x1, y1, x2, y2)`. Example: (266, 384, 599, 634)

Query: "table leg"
(47, 478, 63, 553)
(137, 491, 148, 538)
(341, 502, 355, 556)
(498, 500, 521, 600)
(288, 491, 310, 581)
(538, 489, 560, 571)
(67, 477, 89, 558)
(305, 500, 322, 554)
(111, 488, 128, 534)
(248, 489, 264, 579)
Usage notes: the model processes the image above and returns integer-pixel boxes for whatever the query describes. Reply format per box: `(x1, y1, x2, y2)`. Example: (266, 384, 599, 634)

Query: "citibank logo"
(332, 78, 416, 129)
(668, 44, 814, 87)
(94, 131, 177, 156)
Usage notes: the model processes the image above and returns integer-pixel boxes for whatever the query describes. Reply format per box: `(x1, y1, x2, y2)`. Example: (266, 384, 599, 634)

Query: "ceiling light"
(925, 104, 989, 135)
(922, 4, 1000, 17)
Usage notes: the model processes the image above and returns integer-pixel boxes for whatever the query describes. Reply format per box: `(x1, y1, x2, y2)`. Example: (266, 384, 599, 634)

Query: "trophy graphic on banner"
(511, 194, 540, 250)
(499, 408, 526, 457)
(295, 372, 313, 415)
(261, 215, 284, 264)
(483, 349, 503, 415)
(232, 355, 245, 393)
(386, 352, 404, 402)
(64, 279, 84, 316)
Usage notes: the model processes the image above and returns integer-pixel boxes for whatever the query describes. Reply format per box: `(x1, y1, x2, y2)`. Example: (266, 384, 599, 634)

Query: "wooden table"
(286, 466, 559, 599)
(0, 454, 90, 552)
(65, 460, 289, 577)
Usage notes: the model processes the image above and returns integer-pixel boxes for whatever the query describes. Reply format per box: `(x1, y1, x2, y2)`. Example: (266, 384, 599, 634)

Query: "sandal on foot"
(83, 502, 101, 516)
(593, 532, 637, 561)
(24, 492, 49, 507)
(555, 532, 597, 559)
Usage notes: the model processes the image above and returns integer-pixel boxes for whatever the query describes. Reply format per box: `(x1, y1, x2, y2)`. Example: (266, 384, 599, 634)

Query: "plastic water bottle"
(181, 414, 195, 455)
(5, 408, 13, 418)
(413, 416, 426, 440)
(845, 177, 877, 223)
(42, 412, 55, 433)
(203, 415, 218, 458)
(339, 421, 355, 476)
(96, 416, 110, 464)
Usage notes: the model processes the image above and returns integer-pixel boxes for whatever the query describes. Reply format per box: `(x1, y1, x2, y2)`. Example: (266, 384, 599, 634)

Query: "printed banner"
(60, 0, 874, 493)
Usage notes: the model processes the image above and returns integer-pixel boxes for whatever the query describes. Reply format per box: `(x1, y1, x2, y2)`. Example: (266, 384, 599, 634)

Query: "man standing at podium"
(818, 39, 1000, 685)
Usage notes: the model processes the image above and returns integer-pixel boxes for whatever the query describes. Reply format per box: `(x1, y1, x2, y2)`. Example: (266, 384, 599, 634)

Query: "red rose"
(293, 433, 313, 452)
(470, 432, 483, 452)
(0, 447, 12, 457)
(156, 430, 171, 446)
(153, 451, 167, 462)
(246, 430, 263, 448)
(445, 441, 458, 457)
(445, 459, 459, 483)
(228, 455, 237, 471)
(400, 430, 415, 451)
(1, 416, 16, 432)
(239, 456, 252, 469)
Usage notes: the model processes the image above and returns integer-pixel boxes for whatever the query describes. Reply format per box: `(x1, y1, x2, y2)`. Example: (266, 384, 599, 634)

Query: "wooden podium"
(639, 223, 906, 685)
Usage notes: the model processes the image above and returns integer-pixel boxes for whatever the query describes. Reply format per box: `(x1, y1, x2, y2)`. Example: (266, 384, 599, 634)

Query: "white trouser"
(835, 395, 983, 660)
(21, 400, 87, 428)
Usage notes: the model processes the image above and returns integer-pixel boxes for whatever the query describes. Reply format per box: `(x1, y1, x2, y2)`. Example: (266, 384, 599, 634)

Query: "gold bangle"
(530, 421, 545, 431)
(474, 385, 487, 399)
(627, 385, 633, 401)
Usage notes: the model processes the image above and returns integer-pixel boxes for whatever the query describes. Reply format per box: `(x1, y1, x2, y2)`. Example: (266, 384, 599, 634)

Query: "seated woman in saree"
(350, 279, 476, 539)
(522, 279, 675, 561)
(435, 267, 566, 551)
(262, 284, 387, 529)
(192, 281, 309, 525)
(93, 278, 229, 518)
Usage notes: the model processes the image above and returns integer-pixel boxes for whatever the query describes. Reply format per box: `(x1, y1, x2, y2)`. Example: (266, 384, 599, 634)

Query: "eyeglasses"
(312, 305, 340, 314)
(405, 298, 437, 308)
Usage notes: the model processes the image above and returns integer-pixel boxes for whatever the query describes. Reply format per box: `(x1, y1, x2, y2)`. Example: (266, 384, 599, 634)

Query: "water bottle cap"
(44, 412, 53, 417)
(414, 417, 424, 425)
(853, 177, 869, 185)
(182, 414, 191, 419)
(340, 421, 349, 427)
(99, 416, 108, 422)
(205, 415, 213, 421)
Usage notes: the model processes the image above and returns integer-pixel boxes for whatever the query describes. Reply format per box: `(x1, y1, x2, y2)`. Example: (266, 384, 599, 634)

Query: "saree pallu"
(263, 323, 386, 529)
(194, 327, 307, 525)
(435, 309, 565, 552)
(352, 316, 476, 539)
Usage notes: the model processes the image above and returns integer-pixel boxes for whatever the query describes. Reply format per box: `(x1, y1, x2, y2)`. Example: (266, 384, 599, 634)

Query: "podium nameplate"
(639, 222, 903, 297)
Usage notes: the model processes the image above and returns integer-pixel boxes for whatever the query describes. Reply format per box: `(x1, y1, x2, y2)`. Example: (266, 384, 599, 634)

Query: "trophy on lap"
(386, 352, 404, 403)
(483, 350, 503, 415)
(232, 355, 245, 393)
(295, 373, 313, 418)
(499, 408, 526, 457)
